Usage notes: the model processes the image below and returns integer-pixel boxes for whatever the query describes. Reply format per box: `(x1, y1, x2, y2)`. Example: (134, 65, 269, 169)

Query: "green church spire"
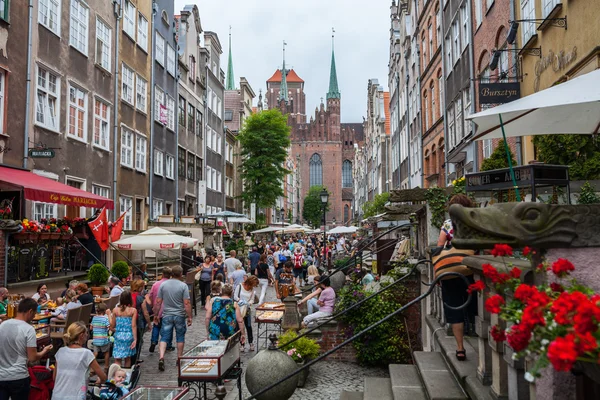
(327, 28, 341, 100)
(225, 26, 235, 90)
(280, 40, 288, 102)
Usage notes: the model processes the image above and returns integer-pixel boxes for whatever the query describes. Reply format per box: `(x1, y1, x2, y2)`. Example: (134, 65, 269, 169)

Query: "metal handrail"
(244, 271, 473, 400)
(278, 258, 429, 349)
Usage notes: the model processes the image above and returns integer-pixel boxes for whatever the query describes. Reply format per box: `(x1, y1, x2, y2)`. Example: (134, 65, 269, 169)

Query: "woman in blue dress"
(205, 284, 246, 343)
(110, 290, 138, 368)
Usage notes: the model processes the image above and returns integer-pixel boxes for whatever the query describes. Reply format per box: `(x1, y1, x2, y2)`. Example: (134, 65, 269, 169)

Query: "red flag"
(88, 207, 109, 251)
(111, 211, 126, 242)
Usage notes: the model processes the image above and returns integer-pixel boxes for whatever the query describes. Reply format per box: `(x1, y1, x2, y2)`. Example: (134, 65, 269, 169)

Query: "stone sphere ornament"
(329, 270, 346, 291)
(245, 334, 299, 400)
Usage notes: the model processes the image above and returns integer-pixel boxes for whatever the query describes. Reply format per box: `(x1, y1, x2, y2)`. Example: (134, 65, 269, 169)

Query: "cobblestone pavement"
(137, 283, 388, 399)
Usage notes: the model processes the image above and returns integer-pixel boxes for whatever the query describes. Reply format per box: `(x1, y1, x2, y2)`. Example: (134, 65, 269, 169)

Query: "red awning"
(0, 166, 114, 209)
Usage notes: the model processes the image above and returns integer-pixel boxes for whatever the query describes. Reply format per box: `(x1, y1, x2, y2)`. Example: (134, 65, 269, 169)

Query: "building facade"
(175, 5, 205, 218)
(364, 80, 390, 200)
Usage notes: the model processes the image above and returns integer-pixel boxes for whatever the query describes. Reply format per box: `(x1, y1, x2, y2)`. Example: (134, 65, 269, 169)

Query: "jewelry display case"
(121, 386, 189, 399)
(178, 331, 241, 381)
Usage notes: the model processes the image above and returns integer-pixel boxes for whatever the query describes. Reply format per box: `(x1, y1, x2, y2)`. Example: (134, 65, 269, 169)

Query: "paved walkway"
(137, 283, 388, 399)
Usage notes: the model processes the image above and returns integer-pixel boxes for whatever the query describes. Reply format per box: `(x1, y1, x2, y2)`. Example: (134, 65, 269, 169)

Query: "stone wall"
(310, 320, 357, 363)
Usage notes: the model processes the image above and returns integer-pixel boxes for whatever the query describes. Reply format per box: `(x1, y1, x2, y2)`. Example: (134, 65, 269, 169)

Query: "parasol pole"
(499, 113, 521, 201)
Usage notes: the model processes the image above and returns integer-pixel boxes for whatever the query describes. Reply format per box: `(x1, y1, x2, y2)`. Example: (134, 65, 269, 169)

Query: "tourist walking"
(0, 298, 53, 399)
(91, 302, 111, 374)
(148, 267, 172, 353)
(234, 276, 259, 352)
(212, 254, 227, 281)
(154, 266, 192, 371)
(248, 247, 260, 275)
(256, 254, 273, 304)
(205, 281, 223, 311)
(111, 291, 138, 368)
(197, 257, 213, 307)
(52, 322, 106, 399)
(229, 264, 246, 293)
(224, 250, 242, 278)
(206, 284, 245, 343)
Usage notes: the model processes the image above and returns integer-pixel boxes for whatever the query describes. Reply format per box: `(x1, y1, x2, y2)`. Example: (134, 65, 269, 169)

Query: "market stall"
(254, 302, 285, 351)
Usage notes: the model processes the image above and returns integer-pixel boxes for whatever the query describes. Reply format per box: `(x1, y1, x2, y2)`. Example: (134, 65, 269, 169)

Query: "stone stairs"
(340, 318, 490, 400)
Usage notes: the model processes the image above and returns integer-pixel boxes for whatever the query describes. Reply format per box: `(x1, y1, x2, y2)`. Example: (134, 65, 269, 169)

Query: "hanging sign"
(28, 149, 55, 158)
(478, 83, 520, 104)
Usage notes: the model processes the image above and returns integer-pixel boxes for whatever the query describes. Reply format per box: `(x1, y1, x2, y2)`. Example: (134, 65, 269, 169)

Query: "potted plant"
(278, 330, 321, 387)
(87, 263, 110, 296)
(111, 261, 130, 282)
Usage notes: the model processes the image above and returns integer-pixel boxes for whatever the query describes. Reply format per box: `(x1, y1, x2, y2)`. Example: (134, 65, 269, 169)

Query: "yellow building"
(516, 0, 600, 162)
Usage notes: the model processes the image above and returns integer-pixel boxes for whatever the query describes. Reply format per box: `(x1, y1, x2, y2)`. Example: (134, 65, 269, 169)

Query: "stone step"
(433, 332, 478, 386)
(388, 364, 427, 400)
(414, 351, 468, 400)
(364, 377, 394, 400)
(339, 390, 365, 400)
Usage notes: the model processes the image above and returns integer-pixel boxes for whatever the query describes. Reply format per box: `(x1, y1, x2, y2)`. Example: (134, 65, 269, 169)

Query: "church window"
(309, 153, 323, 187)
(342, 160, 353, 188)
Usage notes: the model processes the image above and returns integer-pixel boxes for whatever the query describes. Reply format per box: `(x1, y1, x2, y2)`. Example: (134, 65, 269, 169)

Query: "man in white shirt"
(0, 298, 53, 399)
(224, 250, 243, 277)
(109, 277, 124, 297)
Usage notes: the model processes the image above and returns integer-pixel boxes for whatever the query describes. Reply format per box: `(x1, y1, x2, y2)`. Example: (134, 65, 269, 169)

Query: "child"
(100, 367, 129, 399)
(91, 303, 112, 373)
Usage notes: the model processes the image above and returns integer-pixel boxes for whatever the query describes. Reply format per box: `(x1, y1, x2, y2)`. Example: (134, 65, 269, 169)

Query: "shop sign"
(534, 46, 578, 92)
(28, 148, 55, 158)
(467, 168, 531, 188)
(479, 83, 521, 104)
(159, 104, 168, 125)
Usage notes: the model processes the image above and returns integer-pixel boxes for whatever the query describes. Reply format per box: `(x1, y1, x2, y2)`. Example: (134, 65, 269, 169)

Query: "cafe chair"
(50, 306, 81, 340)
(78, 303, 93, 325)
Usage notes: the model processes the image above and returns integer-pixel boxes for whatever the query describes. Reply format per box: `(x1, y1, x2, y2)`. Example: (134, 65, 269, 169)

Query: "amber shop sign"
(534, 46, 578, 92)
(479, 83, 521, 104)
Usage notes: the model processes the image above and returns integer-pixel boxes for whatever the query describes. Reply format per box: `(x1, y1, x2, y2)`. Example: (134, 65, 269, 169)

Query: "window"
(137, 13, 148, 51)
(178, 96, 185, 126)
(189, 56, 196, 81)
(165, 154, 174, 179)
(309, 153, 323, 187)
(187, 152, 194, 180)
(448, 106, 455, 149)
(217, 98, 222, 118)
(428, 24, 433, 59)
(154, 86, 164, 122)
(216, 134, 221, 155)
(167, 44, 176, 76)
(206, 128, 212, 150)
(70, 0, 88, 54)
(207, 88, 212, 111)
(93, 99, 109, 149)
(431, 83, 436, 121)
(36, 67, 60, 131)
(225, 142, 230, 163)
(212, 169, 217, 191)
(34, 202, 57, 220)
(166, 96, 175, 131)
(463, 89, 471, 136)
(119, 196, 132, 230)
(543, 0, 560, 18)
(499, 47, 509, 82)
(154, 149, 164, 176)
(422, 34, 427, 65)
(475, 0, 483, 27)
(483, 139, 493, 158)
(224, 110, 233, 121)
(461, 4, 469, 50)
(178, 147, 186, 178)
(0, 71, 4, 133)
(92, 185, 110, 212)
(445, 36, 452, 75)
(136, 74, 147, 112)
(216, 171, 222, 192)
(452, 20, 460, 63)
(424, 93, 429, 130)
(342, 160, 353, 188)
(155, 32, 165, 66)
(438, 75, 443, 116)
(521, 0, 536, 44)
(122, 64, 134, 104)
(152, 199, 163, 219)
(68, 85, 87, 141)
(195, 110, 202, 136)
(455, 97, 463, 142)
(39, 0, 60, 35)
(206, 166, 212, 189)
(436, 7, 441, 48)
(95, 18, 111, 71)
(196, 156, 202, 181)
(187, 103, 195, 132)
(135, 134, 147, 172)
(123, 0, 135, 37)
(121, 128, 133, 167)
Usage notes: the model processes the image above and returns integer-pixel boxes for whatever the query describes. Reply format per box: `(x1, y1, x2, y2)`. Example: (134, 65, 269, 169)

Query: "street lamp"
(320, 188, 329, 269)
(280, 207, 285, 239)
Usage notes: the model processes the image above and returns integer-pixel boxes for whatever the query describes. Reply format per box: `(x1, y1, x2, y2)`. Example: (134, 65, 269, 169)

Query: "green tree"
(237, 109, 291, 208)
(362, 192, 390, 218)
(302, 186, 330, 228)
(533, 135, 600, 180)
(577, 181, 600, 204)
(481, 140, 517, 171)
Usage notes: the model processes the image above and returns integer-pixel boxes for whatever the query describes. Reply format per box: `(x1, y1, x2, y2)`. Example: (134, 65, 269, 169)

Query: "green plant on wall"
(577, 181, 600, 204)
(111, 261, 130, 280)
(425, 187, 448, 230)
(278, 330, 321, 360)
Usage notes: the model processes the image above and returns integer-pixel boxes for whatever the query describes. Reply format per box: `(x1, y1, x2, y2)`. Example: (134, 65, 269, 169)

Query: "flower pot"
(49, 233, 61, 240)
(27, 233, 39, 241)
(12, 232, 29, 241)
(61, 234, 73, 241)
(39, 233, 51, 240)
(91, 287, 105, 297)
(296, 360, 309, 387)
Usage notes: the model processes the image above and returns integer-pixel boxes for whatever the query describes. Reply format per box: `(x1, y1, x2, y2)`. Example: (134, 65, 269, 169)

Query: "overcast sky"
(174, 0, 390, 123)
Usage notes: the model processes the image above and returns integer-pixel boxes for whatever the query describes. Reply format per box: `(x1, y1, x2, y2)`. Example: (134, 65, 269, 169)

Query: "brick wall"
(0, 229, 5, 285)
(309, 320, 357, 362)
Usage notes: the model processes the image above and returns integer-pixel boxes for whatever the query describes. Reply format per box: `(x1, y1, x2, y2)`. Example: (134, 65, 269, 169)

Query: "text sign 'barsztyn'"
(28, 149, 55, 158)
(478, 83, 520, 104)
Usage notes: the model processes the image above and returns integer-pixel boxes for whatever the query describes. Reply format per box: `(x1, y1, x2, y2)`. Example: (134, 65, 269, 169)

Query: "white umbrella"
(251, 226, 281, 234)
(467, 69, 600, 141)
(328, 226, 359, 234)
(112, 227, 198, 250)
(227, 216, 253, 223)
(276, 224, 309, 234)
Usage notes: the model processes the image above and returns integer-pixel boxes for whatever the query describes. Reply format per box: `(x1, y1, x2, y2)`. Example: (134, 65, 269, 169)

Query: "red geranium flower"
(549, 282, 564, 293)
(547, 335, 578, 371)
(522, 246, 532, 256)
(490, 325, 506, 342)
(551, 291, 588, 325)
(506, 324, 531, 352)
(575, 332, 597, 354)
(551, 258, 575, 278)
(467, 280, 485, 294)
(521, 304, 546, 329)
(482, 264, 499, 281)
(573, 300, 600, 335)
(510, 267, 521, 279)
(514, 284, 536, 302)
(535, 263, 547, 272)
(485, 294, 505, 314)
(491, 244, 513, 257)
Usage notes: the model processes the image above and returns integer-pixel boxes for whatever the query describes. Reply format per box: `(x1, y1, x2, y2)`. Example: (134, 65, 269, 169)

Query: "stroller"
(29, 365, 54, 400)
(87, 363, 141, 400)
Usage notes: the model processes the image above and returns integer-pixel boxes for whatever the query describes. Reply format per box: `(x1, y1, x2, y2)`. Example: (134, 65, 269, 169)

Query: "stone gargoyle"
(449, 202, 600, 249)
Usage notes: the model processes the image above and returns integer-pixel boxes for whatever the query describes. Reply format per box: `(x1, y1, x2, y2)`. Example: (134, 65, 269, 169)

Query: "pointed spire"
(257, 89, 263, 110)
(280, 40, 288, 103)
(327, 28, 341, 100)
(226, 26, 235, 90)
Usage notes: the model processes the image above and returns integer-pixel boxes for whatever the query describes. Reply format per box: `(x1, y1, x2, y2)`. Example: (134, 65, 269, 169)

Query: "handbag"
(431, 246, 475, 280)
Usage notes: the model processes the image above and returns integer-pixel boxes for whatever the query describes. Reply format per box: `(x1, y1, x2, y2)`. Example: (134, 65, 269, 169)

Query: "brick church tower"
(265, 35, 364, 226)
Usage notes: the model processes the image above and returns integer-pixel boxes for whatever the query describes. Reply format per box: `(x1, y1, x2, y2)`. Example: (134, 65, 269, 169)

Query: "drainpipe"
(467, 0, 478, 173)
(404, 51, 411, 189)
(174, 48, 179, 220)
(22, 0, 34, 169)
(416, 46, 423, 188)
(440, 0, 449, 186)
(396, 72, 402, 188)
(112, 1, 121, 219)
(509, 0, 523, 166)
(203, 61, 208, 216)
(149, 1, 157, 220)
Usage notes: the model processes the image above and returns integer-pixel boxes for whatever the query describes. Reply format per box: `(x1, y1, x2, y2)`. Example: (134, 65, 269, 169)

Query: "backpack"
(293, 253, 303, 269)
(279, 254, 287, 263)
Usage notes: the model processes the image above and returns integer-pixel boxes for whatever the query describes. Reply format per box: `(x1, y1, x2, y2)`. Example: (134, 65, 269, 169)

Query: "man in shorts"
(154, 266, 192, 371)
